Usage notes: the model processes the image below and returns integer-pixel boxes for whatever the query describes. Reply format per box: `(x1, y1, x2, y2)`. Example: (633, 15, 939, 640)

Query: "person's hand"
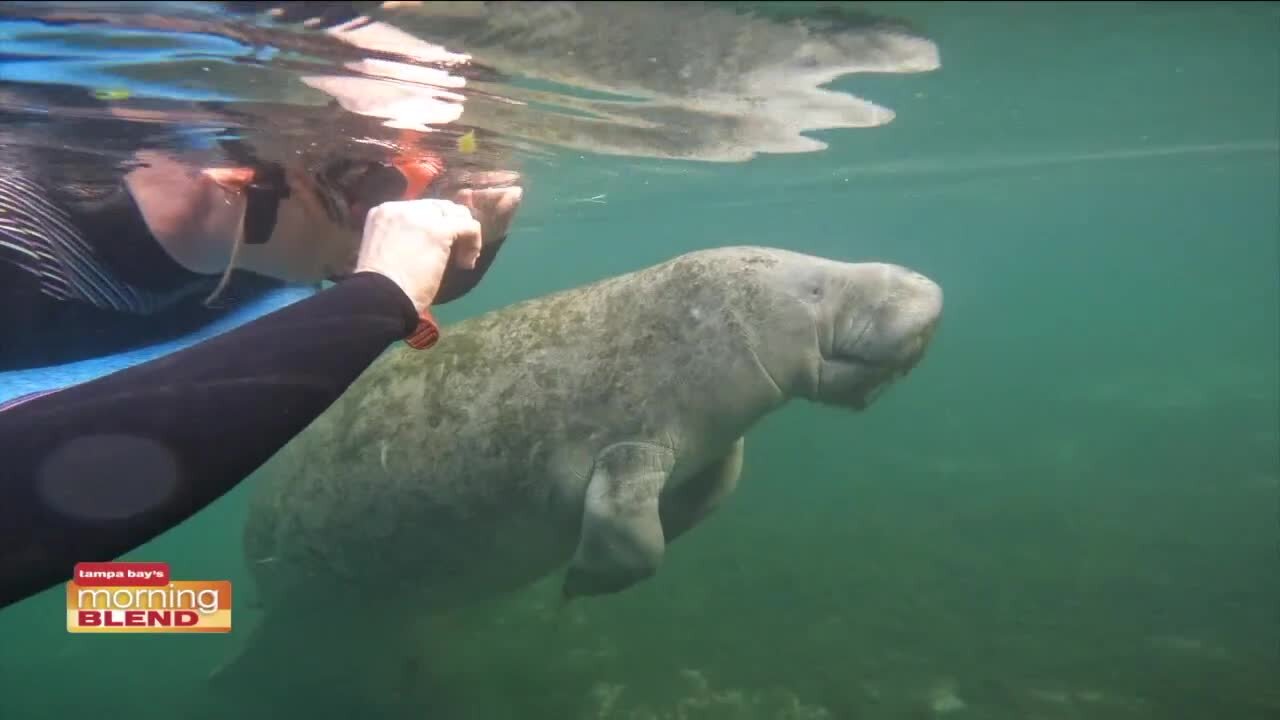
(452, 179, 524, 246)
(353, 198, 483, 314)
(432, 179, 525, 305)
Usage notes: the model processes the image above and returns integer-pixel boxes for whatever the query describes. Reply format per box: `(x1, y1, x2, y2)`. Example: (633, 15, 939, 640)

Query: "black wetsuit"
(0, 120, 510, 611)
(0, 134, 507, 371)
(0, 138, 283, 371)
(1, 0, 511, 371)
(0, 270, 424, 610)
(0, 2, 514, 609)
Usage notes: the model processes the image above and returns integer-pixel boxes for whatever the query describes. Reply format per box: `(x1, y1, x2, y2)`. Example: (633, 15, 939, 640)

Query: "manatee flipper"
(562, 441, 675, 599)
(660, 437, 744, 543)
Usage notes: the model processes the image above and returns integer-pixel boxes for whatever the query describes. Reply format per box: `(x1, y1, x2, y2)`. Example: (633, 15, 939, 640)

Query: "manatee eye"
(809, 283, 823, 299)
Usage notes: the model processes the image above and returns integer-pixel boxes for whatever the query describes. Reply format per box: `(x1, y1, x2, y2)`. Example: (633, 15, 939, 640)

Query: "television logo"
(66, 562, 232, 633)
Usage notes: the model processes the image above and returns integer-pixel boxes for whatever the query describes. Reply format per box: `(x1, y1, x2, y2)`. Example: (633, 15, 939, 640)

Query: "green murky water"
(0, 2, 1276, 719)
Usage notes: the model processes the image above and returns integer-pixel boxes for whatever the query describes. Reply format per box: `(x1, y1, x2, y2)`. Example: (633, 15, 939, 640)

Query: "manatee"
(213, 245, 942, 695)
(388, 1, 942, 161)
(6, 4, 939, 163)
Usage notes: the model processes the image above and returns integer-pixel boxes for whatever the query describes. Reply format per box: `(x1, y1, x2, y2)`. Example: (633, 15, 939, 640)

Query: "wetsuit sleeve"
(0, 271, 419, 610)
(435, 234, 507, 305)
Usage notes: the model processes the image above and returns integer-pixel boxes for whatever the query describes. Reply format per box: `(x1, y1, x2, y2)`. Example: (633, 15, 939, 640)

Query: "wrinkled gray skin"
(399, 2, 938, 99)
(391, 2, 941, 161)
(221, 246, 941, 685)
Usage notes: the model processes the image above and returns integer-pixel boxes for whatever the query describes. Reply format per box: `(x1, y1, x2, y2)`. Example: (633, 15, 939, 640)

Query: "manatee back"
(240, 248, 787, 605)
(239, 262, 680, 603)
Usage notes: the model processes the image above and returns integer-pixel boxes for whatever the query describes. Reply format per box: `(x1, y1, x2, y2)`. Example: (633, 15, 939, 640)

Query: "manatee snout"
(819, 262, 942, 409)
(848, 263, 942, 370)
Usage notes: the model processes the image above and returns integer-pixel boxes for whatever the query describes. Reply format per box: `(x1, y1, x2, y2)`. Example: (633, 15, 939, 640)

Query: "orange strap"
(405, 308, 441, 350)
(392, 128, 446, 200)
(393, 130, 448, 350)
(392, 153, 446, 200)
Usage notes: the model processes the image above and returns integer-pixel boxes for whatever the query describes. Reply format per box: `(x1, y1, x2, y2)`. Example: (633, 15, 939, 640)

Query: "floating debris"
(457, 128, 477, 154)
(91, 88, 131, 101)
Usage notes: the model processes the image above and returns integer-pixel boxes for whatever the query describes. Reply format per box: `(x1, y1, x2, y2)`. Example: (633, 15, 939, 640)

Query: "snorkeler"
(0, 0, 519, 370)
(0, 0, 531, 610)
(0, 130, 524, 370)
(0, 193, 506, 611)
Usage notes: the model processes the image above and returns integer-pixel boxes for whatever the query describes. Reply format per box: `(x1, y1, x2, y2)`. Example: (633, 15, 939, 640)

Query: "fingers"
(453, 188, 474, 210)
(484, 186, 523, 243)
(354, 196, 486, 309)
(453, 215, 484, 270)
(432, 197, 482, 270)
(450, 185, 524, 249)
(464, 170, 522, 189)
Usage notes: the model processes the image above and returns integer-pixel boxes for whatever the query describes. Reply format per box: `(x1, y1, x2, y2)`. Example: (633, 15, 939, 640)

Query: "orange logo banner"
(66, 562, 231, 633)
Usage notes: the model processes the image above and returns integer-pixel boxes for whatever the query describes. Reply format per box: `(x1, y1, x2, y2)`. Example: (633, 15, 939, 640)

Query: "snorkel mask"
(213, 134, 450, 239)
(198, 137, 451, 348)
(314, 152, 448, 231)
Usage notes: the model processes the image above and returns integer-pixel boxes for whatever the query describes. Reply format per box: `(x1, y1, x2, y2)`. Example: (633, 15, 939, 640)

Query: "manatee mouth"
(886, 321, 936, 373)
(825, 320, 937, 410)
(818, 356, 900, 411)
(837, 319, 935, 374)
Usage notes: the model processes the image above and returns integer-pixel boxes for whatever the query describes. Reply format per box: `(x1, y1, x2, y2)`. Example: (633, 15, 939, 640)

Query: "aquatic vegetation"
(583, 669, 833, 720)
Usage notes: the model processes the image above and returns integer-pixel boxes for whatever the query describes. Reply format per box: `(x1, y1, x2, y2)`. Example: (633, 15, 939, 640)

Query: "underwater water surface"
(0, 2, 1277, 719)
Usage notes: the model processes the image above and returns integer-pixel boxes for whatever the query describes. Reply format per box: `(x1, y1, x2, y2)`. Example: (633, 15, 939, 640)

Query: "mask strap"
(202, 206, 246, 308)
(200, 162, 290, 307)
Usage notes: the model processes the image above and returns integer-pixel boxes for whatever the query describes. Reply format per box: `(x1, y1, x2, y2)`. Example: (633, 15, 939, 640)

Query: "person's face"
(237, 164, 366, 283)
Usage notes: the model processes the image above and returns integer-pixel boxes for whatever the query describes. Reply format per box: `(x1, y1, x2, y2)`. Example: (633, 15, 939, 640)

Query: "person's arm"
(431, 233, 505, 304)
(0, 271, 423, 610)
